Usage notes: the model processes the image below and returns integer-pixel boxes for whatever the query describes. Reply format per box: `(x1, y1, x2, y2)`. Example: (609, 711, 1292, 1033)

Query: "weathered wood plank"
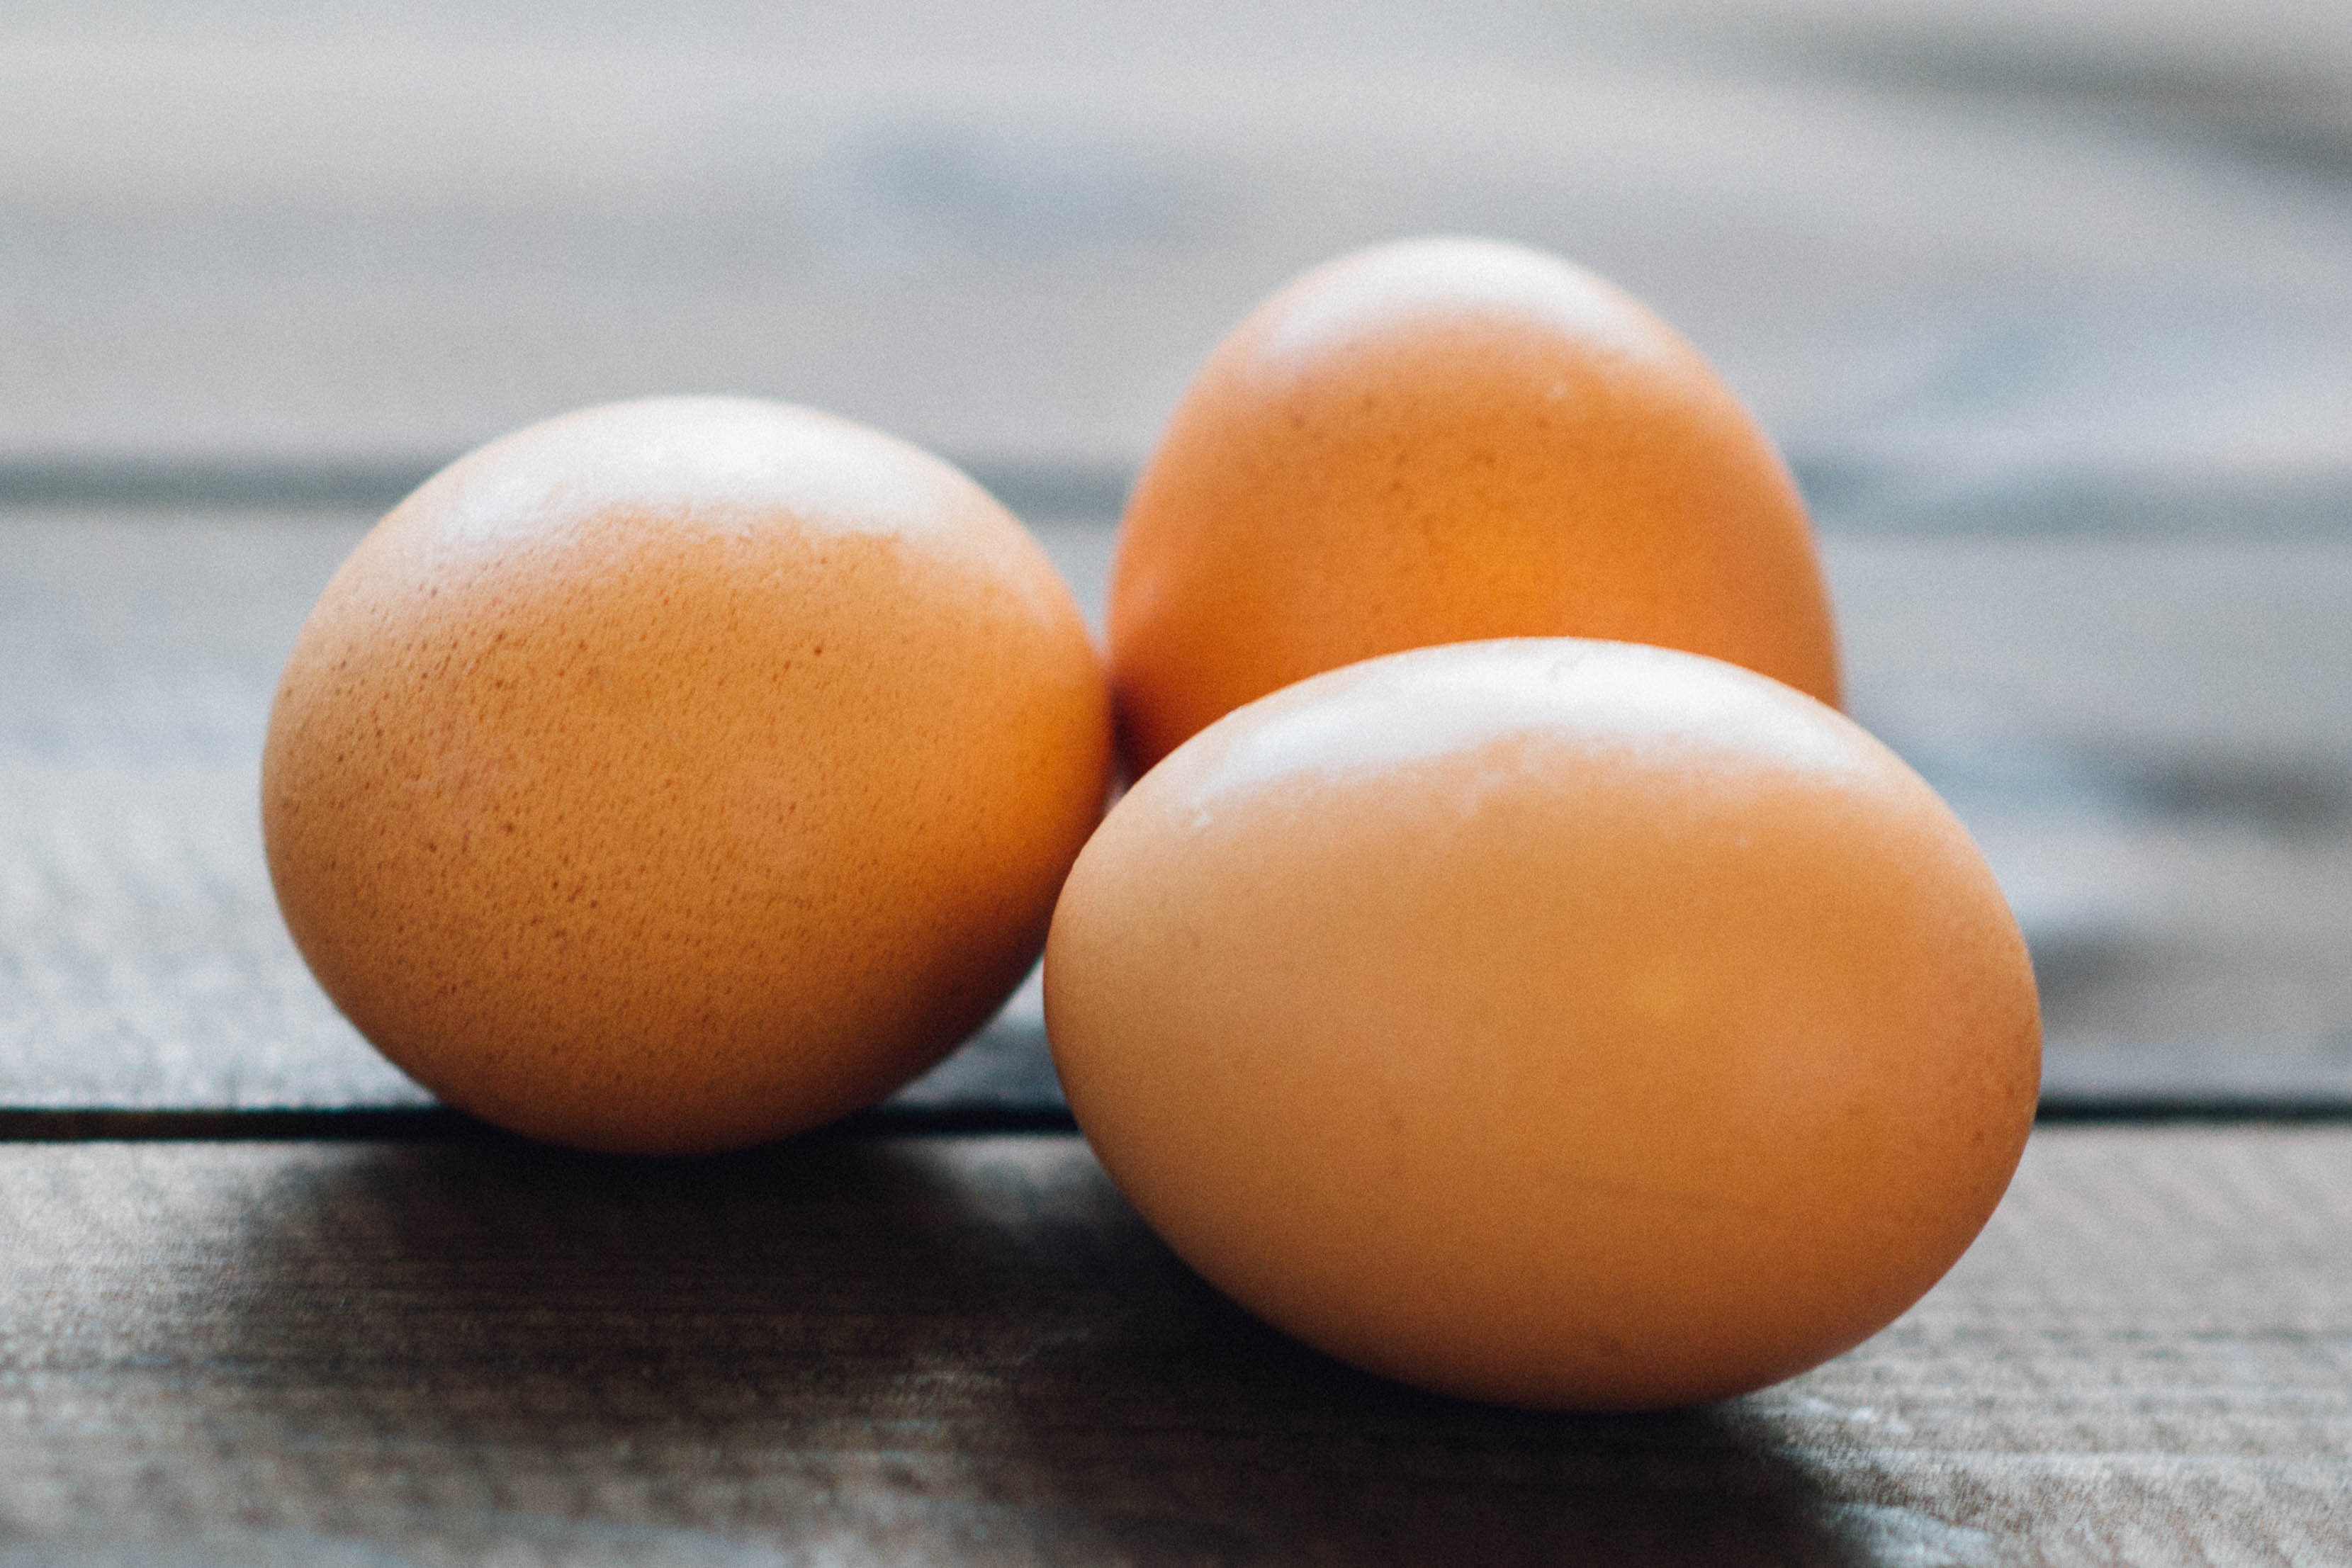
(0, 509, 1085, 1120)
(1, 5, 2348, 532)
(6, 511, 2351, 1115)
(0, 1126, 2343, 1564)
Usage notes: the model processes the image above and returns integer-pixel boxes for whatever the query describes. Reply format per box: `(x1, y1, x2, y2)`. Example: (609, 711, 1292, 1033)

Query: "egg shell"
(1109, 235, 1840, 774)
(1045, 639, 2039, 1410)
(264, 397, 1113, 1156)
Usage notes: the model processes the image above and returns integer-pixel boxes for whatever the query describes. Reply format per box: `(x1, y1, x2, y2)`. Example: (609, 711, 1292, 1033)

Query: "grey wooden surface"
(2, 1, 2348, 537)
(6, 508, 2349, 1115)
(4, 1, 2346, 1119)
(0, 1127, 2341, 1567)
(4, 5, 2351, 1560)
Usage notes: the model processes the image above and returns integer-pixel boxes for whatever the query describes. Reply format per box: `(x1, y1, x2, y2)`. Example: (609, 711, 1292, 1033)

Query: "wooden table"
(4, 4, 2348, 1561)
(4, 507, 2346, 1565)
(1, 1127, 2345, 1565)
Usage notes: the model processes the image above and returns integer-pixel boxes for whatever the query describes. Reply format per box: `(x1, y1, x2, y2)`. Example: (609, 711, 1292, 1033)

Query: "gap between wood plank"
(0, 1106, 1083, 1144)
(0, 456, 1133, 521)
(0, 1101, 2346, 1143)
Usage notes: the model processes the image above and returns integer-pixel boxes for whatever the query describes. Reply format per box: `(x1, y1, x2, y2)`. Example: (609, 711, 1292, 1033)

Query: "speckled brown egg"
(264, 397, 1113, 1155)
(1110, 235, 1840, 774)
(1046, 638, 2039, 1410)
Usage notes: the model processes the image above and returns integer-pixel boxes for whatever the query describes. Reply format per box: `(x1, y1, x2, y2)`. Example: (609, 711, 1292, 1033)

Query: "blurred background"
(4, 0, 2349, 1110)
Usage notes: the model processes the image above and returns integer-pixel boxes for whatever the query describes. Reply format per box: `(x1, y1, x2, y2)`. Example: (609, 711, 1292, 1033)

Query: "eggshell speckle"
(1110, 236, 1840, 774)
(264, 397, 1112, 1155)
(1045, 639, 2038, 1410)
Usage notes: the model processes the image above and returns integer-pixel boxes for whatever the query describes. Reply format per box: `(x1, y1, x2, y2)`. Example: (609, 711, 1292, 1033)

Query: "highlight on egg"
(1045, 638, 2039, 1411)
(263, 397, 1113, 1156)
(1108, 235, 1841, 775)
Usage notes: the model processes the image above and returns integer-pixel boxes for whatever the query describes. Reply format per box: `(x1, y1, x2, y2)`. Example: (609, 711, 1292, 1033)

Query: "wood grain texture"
(0, 1126, 2343, 1565)
(3, 2, 2348, 537)
(0, 511, 1080, 1119)
(7, 512, 2351, 1115)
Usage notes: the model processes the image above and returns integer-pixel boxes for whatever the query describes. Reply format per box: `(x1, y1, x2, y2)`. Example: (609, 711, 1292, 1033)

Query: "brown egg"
(1109, 235, 1840, 774)
(1045, 639, 2039, 1410)
(264, 397, 1112, 1155)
